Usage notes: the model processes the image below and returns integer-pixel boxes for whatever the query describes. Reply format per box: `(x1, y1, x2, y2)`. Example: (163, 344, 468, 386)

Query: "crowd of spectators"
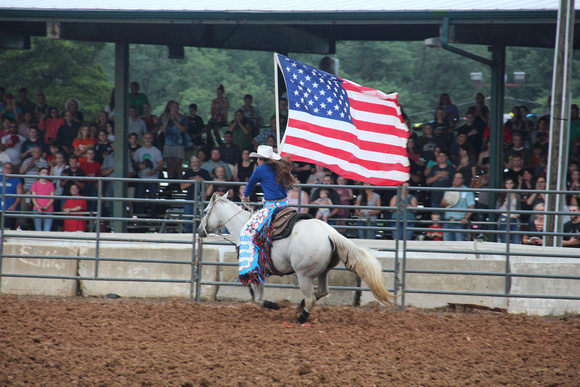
(0, 83, 579, 247)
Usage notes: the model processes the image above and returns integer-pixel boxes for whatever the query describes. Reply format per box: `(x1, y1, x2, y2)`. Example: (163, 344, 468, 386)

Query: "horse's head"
(197, 192, 225, 238)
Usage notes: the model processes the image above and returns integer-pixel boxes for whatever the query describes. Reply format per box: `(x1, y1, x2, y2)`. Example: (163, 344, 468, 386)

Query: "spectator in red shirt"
(79, 146, 101, 212)
(63, 184, 87, 232)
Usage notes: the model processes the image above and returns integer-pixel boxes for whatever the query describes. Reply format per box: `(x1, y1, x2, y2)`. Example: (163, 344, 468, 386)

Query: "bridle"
(199, 195, 251, 244)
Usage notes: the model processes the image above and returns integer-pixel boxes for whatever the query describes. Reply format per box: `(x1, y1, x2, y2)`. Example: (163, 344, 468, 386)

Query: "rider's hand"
(242, 196, 249, 202)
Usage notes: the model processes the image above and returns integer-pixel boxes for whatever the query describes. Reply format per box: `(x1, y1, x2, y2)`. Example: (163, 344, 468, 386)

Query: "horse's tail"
(329, 232, 396, 306)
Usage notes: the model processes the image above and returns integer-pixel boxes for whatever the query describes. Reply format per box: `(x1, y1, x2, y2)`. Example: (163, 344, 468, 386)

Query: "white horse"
(198, 193, 395, 323)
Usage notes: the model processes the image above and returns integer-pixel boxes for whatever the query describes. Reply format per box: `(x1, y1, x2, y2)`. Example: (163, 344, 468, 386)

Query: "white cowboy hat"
(249, 145, 281, 160)
(443, 191, 460, 208)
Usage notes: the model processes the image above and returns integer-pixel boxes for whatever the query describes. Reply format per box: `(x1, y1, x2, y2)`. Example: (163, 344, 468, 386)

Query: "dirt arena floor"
(1, 296, 579, 386)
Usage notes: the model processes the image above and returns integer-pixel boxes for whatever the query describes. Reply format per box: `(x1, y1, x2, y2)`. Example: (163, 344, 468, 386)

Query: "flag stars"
(280, 55, 353, 124)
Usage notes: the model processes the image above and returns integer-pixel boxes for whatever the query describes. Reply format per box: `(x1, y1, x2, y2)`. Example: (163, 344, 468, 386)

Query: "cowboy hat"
(443, 191, 460, 208)
(249, 145, 281, 160)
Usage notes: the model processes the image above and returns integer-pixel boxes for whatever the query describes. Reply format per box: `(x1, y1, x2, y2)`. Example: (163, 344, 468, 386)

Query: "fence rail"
(1, 176, 579, 312)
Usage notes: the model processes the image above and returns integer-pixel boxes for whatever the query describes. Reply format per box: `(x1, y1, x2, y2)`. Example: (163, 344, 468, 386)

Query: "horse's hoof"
(296, 310, 310, 324)
(262, 300, 280, 310)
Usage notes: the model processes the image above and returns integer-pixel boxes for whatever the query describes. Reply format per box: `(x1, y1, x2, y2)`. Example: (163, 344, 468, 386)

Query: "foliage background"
(2, 38, 579, 126)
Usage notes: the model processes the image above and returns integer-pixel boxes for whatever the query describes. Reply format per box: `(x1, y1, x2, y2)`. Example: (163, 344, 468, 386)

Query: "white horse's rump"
(198, 193, 395, 323)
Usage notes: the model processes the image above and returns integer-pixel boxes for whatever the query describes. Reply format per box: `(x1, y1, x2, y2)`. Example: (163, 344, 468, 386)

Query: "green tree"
(0, 38, 111, 121)
(96, 45, 276, 124)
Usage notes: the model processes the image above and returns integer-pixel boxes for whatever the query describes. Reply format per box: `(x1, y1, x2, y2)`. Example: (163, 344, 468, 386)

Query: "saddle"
(270, 207, 313, 241)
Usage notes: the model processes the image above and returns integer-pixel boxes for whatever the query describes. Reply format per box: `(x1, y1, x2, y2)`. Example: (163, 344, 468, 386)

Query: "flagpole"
(273, 53, 281, 151)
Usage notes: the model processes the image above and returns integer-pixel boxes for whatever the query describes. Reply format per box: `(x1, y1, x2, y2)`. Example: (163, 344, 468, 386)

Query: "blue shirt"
(163, 115, 188, 146)
(0, 175, 22, 211)
(445, 185, 476, 220)
(244, 164, 287, 201)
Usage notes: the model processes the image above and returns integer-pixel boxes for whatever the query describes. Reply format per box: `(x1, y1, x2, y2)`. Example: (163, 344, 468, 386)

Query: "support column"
(113, 43, 129, 233)
(488, 45, 506, 192)
(546, 0, 575, 246)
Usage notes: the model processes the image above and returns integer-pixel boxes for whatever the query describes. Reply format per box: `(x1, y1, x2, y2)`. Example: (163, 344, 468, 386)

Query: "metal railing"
(1, 175, 578, 309)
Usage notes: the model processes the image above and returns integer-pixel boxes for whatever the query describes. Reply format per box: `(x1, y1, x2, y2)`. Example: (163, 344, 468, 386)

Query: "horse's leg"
(249, 283, 279, 310)
(297, 271, 330, 312)
(296, 275, 316, 324)
(249, 283, 263, 303)
(315, 272, 330, 301)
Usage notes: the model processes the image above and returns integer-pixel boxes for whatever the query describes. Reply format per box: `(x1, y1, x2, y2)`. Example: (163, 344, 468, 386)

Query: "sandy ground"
(1, 296, 579, 386)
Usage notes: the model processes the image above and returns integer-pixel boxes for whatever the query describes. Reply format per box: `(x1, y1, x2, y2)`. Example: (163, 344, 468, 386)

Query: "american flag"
(277, 53, 409, 186)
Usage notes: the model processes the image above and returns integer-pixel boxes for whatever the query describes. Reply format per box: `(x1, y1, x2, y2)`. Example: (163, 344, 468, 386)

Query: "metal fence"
(1, 174, 579, 309)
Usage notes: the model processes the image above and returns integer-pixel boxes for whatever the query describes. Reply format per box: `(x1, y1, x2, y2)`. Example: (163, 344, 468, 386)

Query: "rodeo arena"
(1, 1, 580, 386)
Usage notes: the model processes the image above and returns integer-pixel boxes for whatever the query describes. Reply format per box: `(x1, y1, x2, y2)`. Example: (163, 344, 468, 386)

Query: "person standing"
(441, 172, 475, 242)
(159, 100, 188, 189)
(63, 98, 84, 123)
(72, 124, 97, 163)
(355, 183, 382, 240)
(208, 84, 229, 141)
(228, 109, 252, 151)
(139, 103, 160, 144)
(79, 147, 101, 213)
(1, 121, 26, 169)
(127, 105, 147, 139)
(201, 148, 233, 180)
(252, 116, 277, 149)
(56, 111, 81, 156)
(60, 155, 86, 197)
(30, 167, 55, 231)
(238, 145, 297, 284)
(127, 82, 149, 115)
(562, 205, 580, 248)
(38, 107, 64, 145)
(181, 156, 212, 233)
(425, 151, 455, 211)
(186, 103, 208, 153)
(20, 127, 46, 162)
(133, 133, 163, 217)
(218, 131, 241, 166)
(389, 182, 418, 241)
(240, 94, 263, 137)
(62, 184, 87, 232)
(437, 93, 460, 126)
(0, 162, 23, 230)
(496, 177, 521, 244)
(19, 147, 49, 212)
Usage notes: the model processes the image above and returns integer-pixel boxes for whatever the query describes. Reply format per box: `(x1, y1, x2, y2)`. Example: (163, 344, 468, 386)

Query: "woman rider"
(239, 145, 297, 283)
